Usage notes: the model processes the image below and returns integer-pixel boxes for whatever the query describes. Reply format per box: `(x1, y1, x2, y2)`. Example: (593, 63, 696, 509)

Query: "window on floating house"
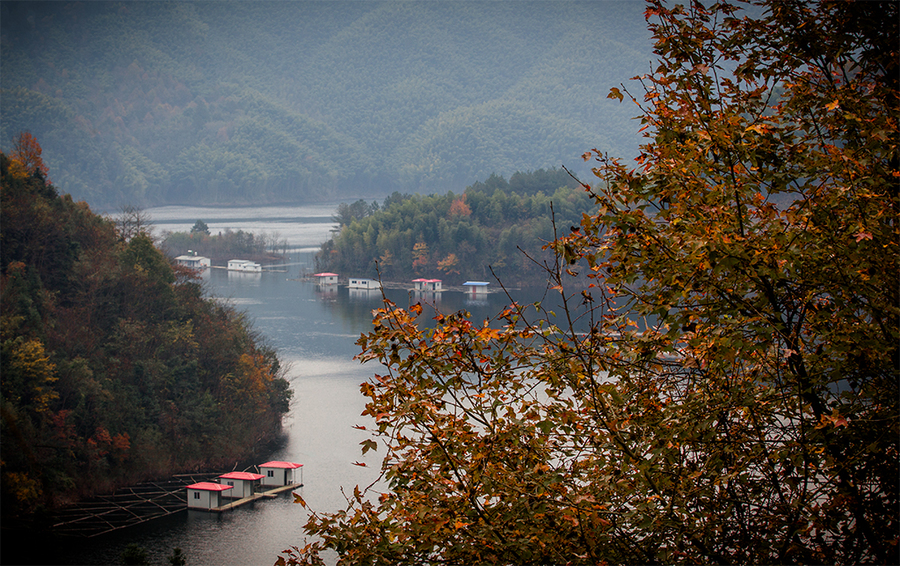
(267, 470, 274, 477)
(194, 492, 200, 499)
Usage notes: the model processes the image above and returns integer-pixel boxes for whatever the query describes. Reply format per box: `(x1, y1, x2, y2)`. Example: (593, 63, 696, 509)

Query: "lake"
(11, 204, 539, 566)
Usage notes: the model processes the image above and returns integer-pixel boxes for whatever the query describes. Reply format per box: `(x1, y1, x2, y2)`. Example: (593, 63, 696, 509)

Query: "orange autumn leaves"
(6, 132, 49, 183)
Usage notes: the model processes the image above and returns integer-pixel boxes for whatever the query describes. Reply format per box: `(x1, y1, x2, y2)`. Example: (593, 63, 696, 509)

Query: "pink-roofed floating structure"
(412, 278, 442, 292)
(218, 471, 265, 499)
(184, 461, 304, 511)
(259, 461, 304, 487)
(313, 272, 339, 285)
(186, 482, 233, 510)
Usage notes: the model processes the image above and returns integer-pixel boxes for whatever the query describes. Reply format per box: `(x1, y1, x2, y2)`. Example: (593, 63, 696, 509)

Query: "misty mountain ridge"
(0, 1, 651, 210)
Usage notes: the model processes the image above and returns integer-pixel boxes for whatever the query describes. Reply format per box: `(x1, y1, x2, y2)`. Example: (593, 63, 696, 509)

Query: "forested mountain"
(0, 150, 292, 522)
(317, 168, 595, 286)
(0, 1, 650, 210)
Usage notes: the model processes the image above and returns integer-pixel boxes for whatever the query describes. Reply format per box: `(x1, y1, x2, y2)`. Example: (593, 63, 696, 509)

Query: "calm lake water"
(10, 204, 541, 566)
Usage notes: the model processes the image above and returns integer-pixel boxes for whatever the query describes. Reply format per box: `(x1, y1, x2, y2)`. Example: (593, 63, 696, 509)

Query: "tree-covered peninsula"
(160, 221, 288, 267)
(0, 146, 292, 524)
(317, 168, 595, 286)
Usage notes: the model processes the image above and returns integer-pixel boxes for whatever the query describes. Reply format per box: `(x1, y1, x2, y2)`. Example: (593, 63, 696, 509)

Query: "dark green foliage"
(0, 1, 650, 209)
(120, 544, 149, 566)
(190, 220, 210, 235)
(317, 169, 592, 285)
(0, 157, 292, 521)
(332, 200, 379, 228)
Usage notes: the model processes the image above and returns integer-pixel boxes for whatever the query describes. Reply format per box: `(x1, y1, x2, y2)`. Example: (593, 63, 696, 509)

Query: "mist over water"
(146, 203, 343, 253)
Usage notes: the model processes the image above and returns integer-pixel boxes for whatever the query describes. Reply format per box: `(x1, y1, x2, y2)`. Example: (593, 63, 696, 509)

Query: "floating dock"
(208, 484, 300, 513)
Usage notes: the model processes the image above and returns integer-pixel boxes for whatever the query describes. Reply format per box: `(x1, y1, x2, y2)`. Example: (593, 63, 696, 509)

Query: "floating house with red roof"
(218, 471, 265, 499)
(313, 272, 339, 285)
(412, 278, 442, 292)
(186, 482, 233, 510)
(259, 461, 304, 487)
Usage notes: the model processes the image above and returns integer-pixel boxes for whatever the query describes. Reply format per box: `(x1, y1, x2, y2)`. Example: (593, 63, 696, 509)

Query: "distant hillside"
(0, 1, 651, 209)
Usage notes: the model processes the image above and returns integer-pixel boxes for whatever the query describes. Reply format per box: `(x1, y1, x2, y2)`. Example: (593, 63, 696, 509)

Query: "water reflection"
(413, 290, 443, 304)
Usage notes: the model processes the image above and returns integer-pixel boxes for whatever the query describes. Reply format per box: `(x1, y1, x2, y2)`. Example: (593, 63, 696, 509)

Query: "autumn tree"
(448, 195, 472, 218)
(436, 253, 460, 276)
(7, 132, 50, 182)
(281, 1, 898, 564)
(411, 241, 429, 273)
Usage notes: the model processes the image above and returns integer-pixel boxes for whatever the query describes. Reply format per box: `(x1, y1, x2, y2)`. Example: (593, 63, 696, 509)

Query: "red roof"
(259, 461, 303, 469)
(313, 272, 338, 277)
(186, 482, 233, 492)
(412, 278, 441, 283)
(219, 471, 265, 481)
